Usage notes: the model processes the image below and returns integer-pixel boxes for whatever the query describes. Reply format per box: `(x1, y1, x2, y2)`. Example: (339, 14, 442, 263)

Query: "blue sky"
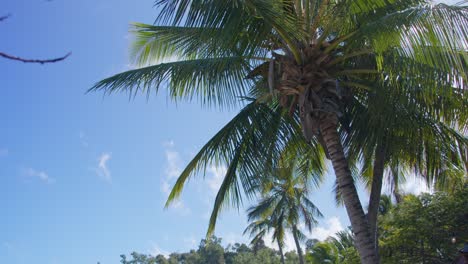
(0, 1, 441, 263)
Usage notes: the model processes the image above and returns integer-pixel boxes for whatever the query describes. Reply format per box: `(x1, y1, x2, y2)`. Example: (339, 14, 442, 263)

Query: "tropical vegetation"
(119, 187, 468, 264)
(91, 0, 468, 262)
(244, 165, 323, 264)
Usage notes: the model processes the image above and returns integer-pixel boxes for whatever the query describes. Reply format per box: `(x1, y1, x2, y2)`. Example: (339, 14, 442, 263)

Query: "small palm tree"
(307, 242, 339, 264)
(244, 218, 287, 264)
(245, 165, 323, 264)
(307, 228, 359, 264)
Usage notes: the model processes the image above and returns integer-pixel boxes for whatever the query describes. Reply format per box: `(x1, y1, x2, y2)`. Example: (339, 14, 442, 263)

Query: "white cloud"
(401, 176, 431, 195)
(262, 230, 297, 252)
(207, 166, 227, 195)
(148, 241, 170, 257)
(183, 235, 198, 249)
(165, 150, 182, 179)
(79, 131, 89, 147)
(161, 181, 171, 196)
(96, 153, 112, 182)
(168, 198, 191, 215)
(163, 140, 175, 148)
(222, 232, 247, 246)
(199, 166, 227, 220)
(161, 141, 190, 215)
(0, 148, 8, 157)
(263, 217, 344, 253)
(22, 168, 55, 184)
(310, 217, 344, 241)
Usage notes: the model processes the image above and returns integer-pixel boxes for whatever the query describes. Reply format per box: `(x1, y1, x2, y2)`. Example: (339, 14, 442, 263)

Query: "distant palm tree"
(307, 228, 359, 264)
(245, 165, 322, 264)
(244, 218, 286, 264)
(91, 1, 468, 262)
(307, 241, 339, 264)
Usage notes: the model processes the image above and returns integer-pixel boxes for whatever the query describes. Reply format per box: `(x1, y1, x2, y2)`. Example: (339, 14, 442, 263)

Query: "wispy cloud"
(22, 167, 55, 184)
(148, 241, 170, 258)
(198, 165, 228, 220)
(183, 235, 198, 249)
(310, 216, 344, 241)
(96, 153, 112, 182)
(263, 230, 297, 252)
(3, 242, 13, 251)
(222, 232, 247, 246)
(207, 166, 227, 195)
(79, 131, 89, 147)
(262, 217, 344, 253)
(165, 150, 182, 179)
(401, 176, 431, 195)
(260, 223, 306, 252)
(0, 148, 8, 157)
(161, 141, 190, 215)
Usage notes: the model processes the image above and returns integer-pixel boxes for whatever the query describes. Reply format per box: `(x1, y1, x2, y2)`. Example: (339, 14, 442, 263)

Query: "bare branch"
(1, 13, 70, 65)
(0, 14, 11, 22)
(0, 52, 72, 64)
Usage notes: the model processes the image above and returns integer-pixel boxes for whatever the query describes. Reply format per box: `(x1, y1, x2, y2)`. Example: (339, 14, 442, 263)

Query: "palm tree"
(307, 228, 360, 264)
(307, 242, 339, 264)
(244, 218, 286, 264)
(90, 1, 468, 262)
(244, 165, 323, 264)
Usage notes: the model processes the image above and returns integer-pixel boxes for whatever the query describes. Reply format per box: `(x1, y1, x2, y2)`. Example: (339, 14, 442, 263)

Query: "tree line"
(118, 186, 468, 264)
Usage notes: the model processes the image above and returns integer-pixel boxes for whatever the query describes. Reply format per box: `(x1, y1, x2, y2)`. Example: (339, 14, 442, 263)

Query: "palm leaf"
(90, 57, 250, 108)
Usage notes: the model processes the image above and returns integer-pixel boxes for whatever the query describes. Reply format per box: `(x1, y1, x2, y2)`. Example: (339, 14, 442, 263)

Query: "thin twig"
(0, 52, 72, 64)
(0, 14, 11, 22)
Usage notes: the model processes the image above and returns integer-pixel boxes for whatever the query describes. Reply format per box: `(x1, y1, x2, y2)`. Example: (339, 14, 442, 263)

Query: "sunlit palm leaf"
(90, 57, 250, 107)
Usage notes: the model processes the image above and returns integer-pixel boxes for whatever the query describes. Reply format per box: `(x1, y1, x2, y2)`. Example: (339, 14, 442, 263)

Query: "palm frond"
(164, 101, 307, 236)
(130, 23, 270, 66)
(154, 0, 307, 62)
(90, 57, 250, 108)
(356, 3, 468, 78)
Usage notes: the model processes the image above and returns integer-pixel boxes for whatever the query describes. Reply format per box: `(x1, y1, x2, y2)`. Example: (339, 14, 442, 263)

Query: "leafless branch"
(1, 12, 71, 64)
(0, 52, 72, 64)
(0, 14, 11, 22)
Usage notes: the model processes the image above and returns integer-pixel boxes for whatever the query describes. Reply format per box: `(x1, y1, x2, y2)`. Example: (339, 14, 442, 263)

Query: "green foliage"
(379, 186, 468, 264)
(284, 251, 300, 264)
(120, 252, 157, 264)
(231, 247, 282, 264)
(119, 236, 295, 264)
(94, 1, 468, 261)
(305, 187, 468, 264)
(305, 228, 360, 264)
(197, 236, 225, 264)
(119, 185, 468, 264)
(244, 164, 323, 263)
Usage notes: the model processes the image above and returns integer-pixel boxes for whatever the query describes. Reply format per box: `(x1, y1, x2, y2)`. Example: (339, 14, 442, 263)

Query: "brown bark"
(277, 239, 285, 264)
(367, 141, 387, 262)
(319, 115, 379, 264)
(292, 225, 305, 264)
(394, 188, 403, 204)
(0, 51, 71, 64)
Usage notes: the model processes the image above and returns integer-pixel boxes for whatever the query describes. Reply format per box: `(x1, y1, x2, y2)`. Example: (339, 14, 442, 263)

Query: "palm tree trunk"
(292, 225, 305, 264)
(393, 186, 403, 204)
(277, 240, 285, 264)
(367, 142, 386, 261)
(319, 116, 379, 264)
